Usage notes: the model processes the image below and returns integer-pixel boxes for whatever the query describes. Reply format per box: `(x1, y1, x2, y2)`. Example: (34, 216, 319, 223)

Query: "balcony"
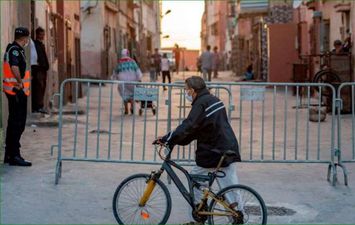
(334, 3, 351, 12)
(105, 0, 118, 13)
(306, 0, 316, 10)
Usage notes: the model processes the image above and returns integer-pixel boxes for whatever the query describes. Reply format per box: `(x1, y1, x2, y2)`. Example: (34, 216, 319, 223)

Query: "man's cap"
(334, 40, 342, 46)
(15, 27, 30, 38)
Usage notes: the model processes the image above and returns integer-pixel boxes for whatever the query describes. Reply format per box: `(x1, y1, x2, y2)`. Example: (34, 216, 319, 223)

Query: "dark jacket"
(34, 39, 49, 71)
(162, 89, 241, 168)
(5, 42, 26, 78)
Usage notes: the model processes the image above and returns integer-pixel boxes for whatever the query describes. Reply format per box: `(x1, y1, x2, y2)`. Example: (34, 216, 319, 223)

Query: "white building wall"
(205, 1, 217, 49)
(34, 1, 59, 111)
(142, 2, 160, 49)
(80, 1, 104, 78)
(351, 2, 355, 80)
(322, 2, 343, 47)
(1, 1, 16, 129)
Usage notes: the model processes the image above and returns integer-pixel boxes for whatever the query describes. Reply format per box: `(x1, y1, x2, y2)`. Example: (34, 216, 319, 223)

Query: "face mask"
(23, 40, 29, 48)
(185, 90, 193, 102)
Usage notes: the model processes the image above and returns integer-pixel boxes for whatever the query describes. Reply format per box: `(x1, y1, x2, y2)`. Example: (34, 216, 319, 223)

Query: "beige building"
(1, 1, 31, 128)
(80, 0, 161, 79)
(137, 0, 161, 71)
(80, 0, 119, 79)
(1, 0, 81, 128)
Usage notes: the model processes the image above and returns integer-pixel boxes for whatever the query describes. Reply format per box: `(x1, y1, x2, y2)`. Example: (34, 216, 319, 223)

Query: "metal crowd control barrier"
(53, 79, 341, 186)
(336, 82, 355, 186)
(52, 79, 232, 184)
(209, 82, 342, 185)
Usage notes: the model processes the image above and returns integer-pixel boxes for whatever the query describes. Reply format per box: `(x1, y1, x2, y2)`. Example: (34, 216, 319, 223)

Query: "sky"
(161, 0, 204, 50)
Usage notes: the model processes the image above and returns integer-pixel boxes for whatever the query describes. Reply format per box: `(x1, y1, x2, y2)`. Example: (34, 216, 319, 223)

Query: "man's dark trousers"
(31, 65, 47, 111)
(5, 92, 27, 160)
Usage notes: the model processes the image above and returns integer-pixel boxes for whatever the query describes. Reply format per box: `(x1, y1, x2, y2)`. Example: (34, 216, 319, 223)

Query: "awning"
(239, 0, 269, 15)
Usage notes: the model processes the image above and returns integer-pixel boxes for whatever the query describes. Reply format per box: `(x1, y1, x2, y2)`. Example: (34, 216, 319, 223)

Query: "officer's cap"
(15, 27, 30, 38)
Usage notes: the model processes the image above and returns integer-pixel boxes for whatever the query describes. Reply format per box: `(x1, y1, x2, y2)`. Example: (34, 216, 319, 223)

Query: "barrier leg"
(50, 145, 58, 157)
(55, 160, 62, 185)
(327, 163, 338, 186)
(336, 163, 349, 186)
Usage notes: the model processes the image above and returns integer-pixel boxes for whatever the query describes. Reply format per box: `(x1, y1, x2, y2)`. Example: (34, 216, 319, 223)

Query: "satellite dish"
(293, 0, 302, 8)
(81, 0, 98, 13)
(81, 1, 91, 11)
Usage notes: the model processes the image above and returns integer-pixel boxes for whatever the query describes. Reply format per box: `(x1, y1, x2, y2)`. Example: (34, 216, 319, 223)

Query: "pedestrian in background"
(161, 53, 171, 90)
(153, 48, 162, 78)
(31, 27, 49, 114)
(332, 40, 345, 54)
(173, 43, 180, 74)
(212, 46, 220, 78)
(343, 29, 352, 53)
(243, 64, 254, 81)
(196, 57, 202, 75)
(199, 45, 213, 81)
(3, 27, 32, 166)
(111, 49, 142, 115)
(147, 51, 157, 82)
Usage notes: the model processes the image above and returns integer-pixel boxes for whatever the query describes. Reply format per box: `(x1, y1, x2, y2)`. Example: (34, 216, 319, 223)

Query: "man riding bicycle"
(155, 76, 241, 224)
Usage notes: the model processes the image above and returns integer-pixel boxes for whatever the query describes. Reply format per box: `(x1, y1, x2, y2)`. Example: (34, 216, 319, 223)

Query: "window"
(211, 22, 218, 36)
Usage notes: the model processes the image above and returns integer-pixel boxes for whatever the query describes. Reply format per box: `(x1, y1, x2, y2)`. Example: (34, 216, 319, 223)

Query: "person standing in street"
(343, 29, 352, 53)
(212, 46, 220, 78)
(32, 27, 49, 114)
(147, 51, 157, 82)
(153, 48, 162, 78)
(173, 43, 181, 74)
(111, 49, 142, 115)
(332, 40, 345, 54)
(3, 27, 32, 166)
(161, 53, 171, 90)
(199, 45, 213, 82)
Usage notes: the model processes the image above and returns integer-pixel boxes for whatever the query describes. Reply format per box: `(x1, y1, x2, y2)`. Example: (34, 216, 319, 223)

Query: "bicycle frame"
(137, 145, 241, 220)
(160, 159, 240, 218)
(161, 159, 199, 208)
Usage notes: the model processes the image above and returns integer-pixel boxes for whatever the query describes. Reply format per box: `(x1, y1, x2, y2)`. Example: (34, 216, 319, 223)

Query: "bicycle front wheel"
(112, 174, 172, 225)
(208, 184, 267, 225)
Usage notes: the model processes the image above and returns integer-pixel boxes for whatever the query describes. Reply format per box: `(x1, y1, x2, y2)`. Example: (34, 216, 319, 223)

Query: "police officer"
(3, 27, 32, 166)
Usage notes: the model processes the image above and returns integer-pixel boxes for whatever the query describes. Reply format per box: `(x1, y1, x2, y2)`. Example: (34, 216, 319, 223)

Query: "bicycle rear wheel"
(208, 184, 267, 225)
(112, 174, 172, 224)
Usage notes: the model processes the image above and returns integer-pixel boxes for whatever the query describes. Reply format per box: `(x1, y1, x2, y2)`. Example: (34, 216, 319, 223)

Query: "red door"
(268, 23, 299, 82)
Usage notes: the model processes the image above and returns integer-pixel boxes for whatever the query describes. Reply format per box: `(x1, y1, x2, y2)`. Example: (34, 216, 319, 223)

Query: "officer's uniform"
(3, 27, 31, 166)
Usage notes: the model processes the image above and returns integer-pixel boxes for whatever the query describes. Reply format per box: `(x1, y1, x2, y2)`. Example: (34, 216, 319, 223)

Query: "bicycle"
(112, 143, 267, 224)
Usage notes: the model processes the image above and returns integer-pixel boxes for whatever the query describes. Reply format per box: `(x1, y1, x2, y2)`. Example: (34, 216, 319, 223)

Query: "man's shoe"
(38, 108, 49, 114)
(3, 157, 10, 164)
(182, 222, 203, 225)
(3, 153, 11, 164)
(8, 156, 32, 167)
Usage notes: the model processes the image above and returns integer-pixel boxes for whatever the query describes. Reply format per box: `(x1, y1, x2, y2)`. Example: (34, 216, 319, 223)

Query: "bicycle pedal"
(229, 202, 239, 209)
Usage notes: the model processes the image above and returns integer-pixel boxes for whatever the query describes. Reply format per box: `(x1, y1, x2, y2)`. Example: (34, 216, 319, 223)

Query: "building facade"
(80, 0, 160, 79)
(214, 0, 299, 82)
(1, 0, 81, 127)
(80, 0, 119, 79)
(293, 0, 355, 80)
(201, 0, 229, 70)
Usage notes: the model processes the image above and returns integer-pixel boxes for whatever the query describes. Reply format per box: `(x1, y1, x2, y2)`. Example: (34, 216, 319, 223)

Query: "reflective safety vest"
(2, 46, 30, 96)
